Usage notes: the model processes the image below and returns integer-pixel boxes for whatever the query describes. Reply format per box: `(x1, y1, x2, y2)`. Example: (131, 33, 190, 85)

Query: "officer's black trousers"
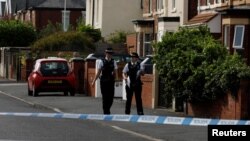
(125, 84, 144, 115)
(100, 80, 115, 115)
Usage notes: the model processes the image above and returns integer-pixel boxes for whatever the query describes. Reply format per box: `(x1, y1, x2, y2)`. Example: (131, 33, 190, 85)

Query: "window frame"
(148, 0, 152, 13)
(157, 0, 164, 12)
(62, 10, 70, 32)
(171, 0, 176, 11)
(233, 25, 245, 49)
(223, 25, 230, 49)
(94, 0, 100, 26)
(144, 33, 153, 56)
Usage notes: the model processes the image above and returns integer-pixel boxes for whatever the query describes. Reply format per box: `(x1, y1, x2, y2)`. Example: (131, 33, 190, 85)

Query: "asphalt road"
(0, 81, 208, 141)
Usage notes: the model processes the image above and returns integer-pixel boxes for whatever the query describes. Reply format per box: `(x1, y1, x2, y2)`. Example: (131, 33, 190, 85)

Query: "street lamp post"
(63, 0, 67, 32)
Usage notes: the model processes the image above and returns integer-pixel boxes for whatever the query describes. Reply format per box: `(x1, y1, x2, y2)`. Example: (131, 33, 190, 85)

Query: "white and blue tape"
(0, 112, 249, 126)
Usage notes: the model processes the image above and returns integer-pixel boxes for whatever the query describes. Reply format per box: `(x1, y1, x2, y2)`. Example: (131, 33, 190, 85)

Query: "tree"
(77, 24, 102, 42)
(106, 30, 128, 44)
(31, 31, 94, 53)
(37, 21, 63, 39)
(0, 20, 37, 46)
(32, 23, 99, 57)
(154, 26, 250, 102)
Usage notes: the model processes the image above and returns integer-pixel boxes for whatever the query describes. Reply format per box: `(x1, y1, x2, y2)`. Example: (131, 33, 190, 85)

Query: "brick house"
(0, 0, 86, 80)
(3, 0, 86, 31)
(85, 0, 142, 39)
(219, 0, 250, 65)
(125, 0, 250, 116)
(184, 0, 250, 119)
(127, 0, 198, 56)
(125, 0, 198, 111)
(185, 0, 250, 64)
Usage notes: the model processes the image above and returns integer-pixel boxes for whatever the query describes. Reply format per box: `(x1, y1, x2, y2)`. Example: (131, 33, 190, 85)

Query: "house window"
(94, 0, 100, 26)
(223, 25, 230, 49)
(148, 0, 152, 13)
(203, 0, 210, 5)
(62, 10, 70, 32)
(82, 11, 86, 22)
(0, 2, 2, 16)
(233, 25, 245, 49)
(215, 0, 220, 4)
(157, 30, 164, 42)
(172, 0, 176, 11)
(157, 0, 163, 11)
(144, 33, 153, 56)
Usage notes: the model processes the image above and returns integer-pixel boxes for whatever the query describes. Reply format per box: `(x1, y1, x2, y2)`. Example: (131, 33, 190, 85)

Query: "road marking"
(0, 139, 23, 141)
(0, 91, 62, 113)
(0, 83, 26, 86)
(111, 125, 164, 141)
(1, 87, 249, 126)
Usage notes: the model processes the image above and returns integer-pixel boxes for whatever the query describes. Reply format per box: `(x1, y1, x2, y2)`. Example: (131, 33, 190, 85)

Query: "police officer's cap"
(130, 52, 139, 58)
(105, 47, 114, 54)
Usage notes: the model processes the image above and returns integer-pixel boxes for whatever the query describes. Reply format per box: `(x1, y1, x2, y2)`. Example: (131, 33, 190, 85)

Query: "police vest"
(100, 58, 115, 82)
(127, 62, 142, 84)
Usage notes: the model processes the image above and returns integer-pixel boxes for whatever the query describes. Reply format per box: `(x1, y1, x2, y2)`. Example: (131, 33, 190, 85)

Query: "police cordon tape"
(0, 112, 250, 126)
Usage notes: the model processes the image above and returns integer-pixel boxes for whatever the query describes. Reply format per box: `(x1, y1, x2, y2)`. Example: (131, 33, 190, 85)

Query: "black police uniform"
(100, 58, 115, 114)
(125, 62, 144, 115)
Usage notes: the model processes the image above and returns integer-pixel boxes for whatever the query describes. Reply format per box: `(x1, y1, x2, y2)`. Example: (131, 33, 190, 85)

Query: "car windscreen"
(40, 61, 69, 76)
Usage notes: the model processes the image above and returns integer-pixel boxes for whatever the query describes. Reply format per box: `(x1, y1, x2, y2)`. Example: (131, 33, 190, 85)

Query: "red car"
(28, 57, 76, 97)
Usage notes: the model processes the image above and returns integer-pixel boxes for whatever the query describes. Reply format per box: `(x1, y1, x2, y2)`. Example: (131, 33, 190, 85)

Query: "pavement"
(0, 78, 185, 117)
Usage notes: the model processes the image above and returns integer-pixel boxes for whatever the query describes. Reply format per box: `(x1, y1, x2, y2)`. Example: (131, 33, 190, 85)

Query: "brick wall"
(143, 0, 150, 14)
(126, 33, 137, 53)
(85, 60, 96, 97)
(187, 80, 250, 120)
(85, 60, 126, 97)
(245, 25, 250, 65)
(28, 9, 83, 31)
(200, 0, 207, 6)
(21, 66, 26, 81)
(141, 74, 153, 108)
(70, 59, 85, 94)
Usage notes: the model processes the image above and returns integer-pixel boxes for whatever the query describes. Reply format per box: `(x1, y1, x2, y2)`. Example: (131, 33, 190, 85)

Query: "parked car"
(27, 57, 76, 97)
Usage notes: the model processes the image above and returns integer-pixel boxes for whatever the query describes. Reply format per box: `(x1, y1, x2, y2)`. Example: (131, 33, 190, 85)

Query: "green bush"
(31, 31, 94, 52)
(154, 26, 250, 102)
(77, 24, 102, 42)
(0, 20, 37, 46)
(37, 21, 63, 39)
(106, 30, 128, 44)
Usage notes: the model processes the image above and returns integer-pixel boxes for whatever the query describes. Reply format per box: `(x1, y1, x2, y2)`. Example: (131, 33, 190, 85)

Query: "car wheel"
(32, 84, 38, 97)
(69, 90, 75, 96)
(64, 91, 68, 96)
(28, 84, 32, 96)
(28, 86, 32, 96)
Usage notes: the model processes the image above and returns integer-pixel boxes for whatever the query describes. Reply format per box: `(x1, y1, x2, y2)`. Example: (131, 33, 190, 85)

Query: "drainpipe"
(141, 0, 143, 9)
(63, 0, 67, 32)
(229, 0, 233, 8)
(92, 0, 95, 26)
(198, 0, 201, 14)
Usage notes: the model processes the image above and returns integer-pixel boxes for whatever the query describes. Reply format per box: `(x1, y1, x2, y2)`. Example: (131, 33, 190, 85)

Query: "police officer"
(92, 48, 118, 115)
(122, 52, 144, 115)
